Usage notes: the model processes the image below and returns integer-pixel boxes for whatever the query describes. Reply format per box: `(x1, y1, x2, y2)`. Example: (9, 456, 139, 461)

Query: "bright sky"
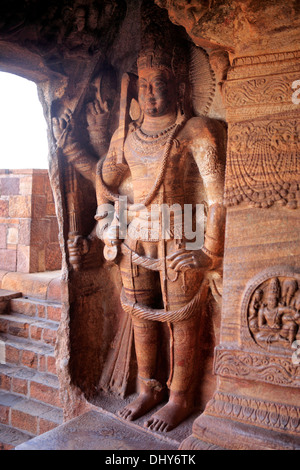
(0, 72, 49, 169)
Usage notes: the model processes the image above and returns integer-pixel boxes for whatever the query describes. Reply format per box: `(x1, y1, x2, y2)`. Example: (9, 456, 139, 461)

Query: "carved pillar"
(181, 51, 300, 450)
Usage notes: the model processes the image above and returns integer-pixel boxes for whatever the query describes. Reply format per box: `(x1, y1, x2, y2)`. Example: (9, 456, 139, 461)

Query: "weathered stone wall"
(0, 169, 61, 273)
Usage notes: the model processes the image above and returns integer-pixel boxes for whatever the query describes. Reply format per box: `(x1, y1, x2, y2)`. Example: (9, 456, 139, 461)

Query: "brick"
(47, 305, 61, 322)
(10, 299, 37, 317)
(29, 324, 42, 341)
(11, 409, 37, 434)
(0, 177, 20, 196)
(7, 227, 18, 245)
(0, 225, 6, 249)
(18, 219, 31, 246)
(12, 378, 28, 396)
(39, 418, 57, 435)
(0, 200, 9, 218)
(46, 202, 56, 217)
(30, 219, 50, 246)
(42, 328, 56, 346)
(47, 356, 57, 375)
(0, 373, 11, 391)
(39, 355, 46, 373)
(32, 174, 45, 196)
(30, 381, 61, 408)
(37, 249, 46, 272)
(5, 345, 20, 365)
(37, 304, 46, 318)
(32, 195, 46, 219)
(8, 320, 29, 339)
(9, 196, 32, 218)
(0, 249, 17, 271)
(21, 350, 38, 369)
(45, 243, 62, 271)
(0, 318, 8, 334)
(19, 176, 33, 196)
(16, 245, 30, 273)
(0, 405, 9, 424)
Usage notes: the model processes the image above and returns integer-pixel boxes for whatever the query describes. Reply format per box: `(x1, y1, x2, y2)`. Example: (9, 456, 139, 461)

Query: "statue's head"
(137, 50, 177, 118)
(266, 278, 280, 309)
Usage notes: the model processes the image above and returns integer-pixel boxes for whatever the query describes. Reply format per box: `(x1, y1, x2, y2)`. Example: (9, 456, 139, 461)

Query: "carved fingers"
(167, 247, 213, 272)
(52, 108, 73, 145)
(86, 98, 109, 127)
(67, 234, 90, 256)
(167, 248, 197, 272)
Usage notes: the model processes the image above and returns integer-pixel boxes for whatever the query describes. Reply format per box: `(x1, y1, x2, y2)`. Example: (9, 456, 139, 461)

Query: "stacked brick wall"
(0, 170, 61, 273)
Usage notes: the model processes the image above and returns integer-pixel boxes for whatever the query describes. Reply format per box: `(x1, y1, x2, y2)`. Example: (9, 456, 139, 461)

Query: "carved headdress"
(137, 1, 216, 117)
(267, 277, 281, 299)
(137, 1, 188, 81)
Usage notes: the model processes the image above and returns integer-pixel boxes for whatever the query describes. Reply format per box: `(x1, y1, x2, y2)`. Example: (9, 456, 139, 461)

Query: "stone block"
(19, 176, 33, 196)
(0, 249, 17, 271)
(32, 174, 45, 196)
(9, 196, 32, 219)
(0, 201, 9, 218)
(0, 226, 6, 249)
(7, 227, 18, 245)
(16, 246, 30, 273)
(18, 219, 31, 246)
(31, 195, 46, 219)
(45, 244, 61, 271)
(0, 177, 20, 196)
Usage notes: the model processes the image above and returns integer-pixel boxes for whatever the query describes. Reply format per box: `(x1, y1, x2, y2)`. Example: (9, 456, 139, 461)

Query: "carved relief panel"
(224, 50, 300, 210)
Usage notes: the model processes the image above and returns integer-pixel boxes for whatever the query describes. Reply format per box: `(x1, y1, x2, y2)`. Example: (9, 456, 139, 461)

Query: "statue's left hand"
(86, 99, 109, 128)
(167, 248, 213, 272)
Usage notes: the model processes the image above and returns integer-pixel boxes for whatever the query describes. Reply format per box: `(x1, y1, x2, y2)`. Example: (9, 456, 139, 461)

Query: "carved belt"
(121, 243, 163, 271)
(120, 280, 208, 323)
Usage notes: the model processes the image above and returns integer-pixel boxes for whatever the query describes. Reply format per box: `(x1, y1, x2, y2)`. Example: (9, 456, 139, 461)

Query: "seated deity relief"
(248, 276, 300, 351)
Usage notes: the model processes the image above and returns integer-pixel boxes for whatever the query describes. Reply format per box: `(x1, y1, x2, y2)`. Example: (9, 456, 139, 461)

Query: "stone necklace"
(98, 112, 186, 208)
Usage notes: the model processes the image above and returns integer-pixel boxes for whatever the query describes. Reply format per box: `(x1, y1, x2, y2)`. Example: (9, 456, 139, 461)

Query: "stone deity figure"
(95, 44, 226, 431)
(53, 43, 226, 431)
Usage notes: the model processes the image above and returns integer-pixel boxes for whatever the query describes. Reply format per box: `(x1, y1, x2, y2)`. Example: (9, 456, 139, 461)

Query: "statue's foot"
(118, 390, 165, 422)
(144, 399, 193, 432)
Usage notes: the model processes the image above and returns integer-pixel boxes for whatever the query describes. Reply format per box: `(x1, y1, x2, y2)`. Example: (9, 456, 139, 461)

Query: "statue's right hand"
(52, 109, 73, 145)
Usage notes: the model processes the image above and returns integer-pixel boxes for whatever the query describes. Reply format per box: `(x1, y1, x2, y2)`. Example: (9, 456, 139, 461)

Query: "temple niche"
(0, 0, 300, 450)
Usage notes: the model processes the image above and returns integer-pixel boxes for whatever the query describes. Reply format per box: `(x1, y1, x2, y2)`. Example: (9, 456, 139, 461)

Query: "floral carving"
(214, 348, 300, 387)
(206, 391, 300, 434)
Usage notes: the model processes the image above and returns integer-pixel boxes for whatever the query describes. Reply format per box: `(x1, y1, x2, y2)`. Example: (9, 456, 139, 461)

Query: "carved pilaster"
(182, 50, 300, 450)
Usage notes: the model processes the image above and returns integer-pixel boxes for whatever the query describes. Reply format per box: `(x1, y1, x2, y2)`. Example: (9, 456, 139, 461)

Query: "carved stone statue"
(52, 18, 226, 432)
(248, 276, 300, 349)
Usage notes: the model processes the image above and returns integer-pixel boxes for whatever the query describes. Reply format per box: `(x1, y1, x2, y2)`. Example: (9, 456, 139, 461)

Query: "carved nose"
(146, 84, 153, 96)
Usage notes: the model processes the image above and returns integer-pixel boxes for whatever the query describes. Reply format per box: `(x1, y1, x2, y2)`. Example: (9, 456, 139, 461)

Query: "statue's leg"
(118, 244, 166, 421)
(144, 260, 204, 432)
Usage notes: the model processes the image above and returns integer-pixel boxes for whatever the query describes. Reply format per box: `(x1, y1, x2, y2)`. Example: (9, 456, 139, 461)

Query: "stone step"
(0, 363, 60, 404)
(0, 390, 63, 438)
(0, 422, 33, 450)
(0, 313, 59, 346)
(0, 332, 55, 376)
(15, 409, 179, 451)
(0, 270, 62, 303)
(10, 297, 62, 322)
(0, 289, 22, 314)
